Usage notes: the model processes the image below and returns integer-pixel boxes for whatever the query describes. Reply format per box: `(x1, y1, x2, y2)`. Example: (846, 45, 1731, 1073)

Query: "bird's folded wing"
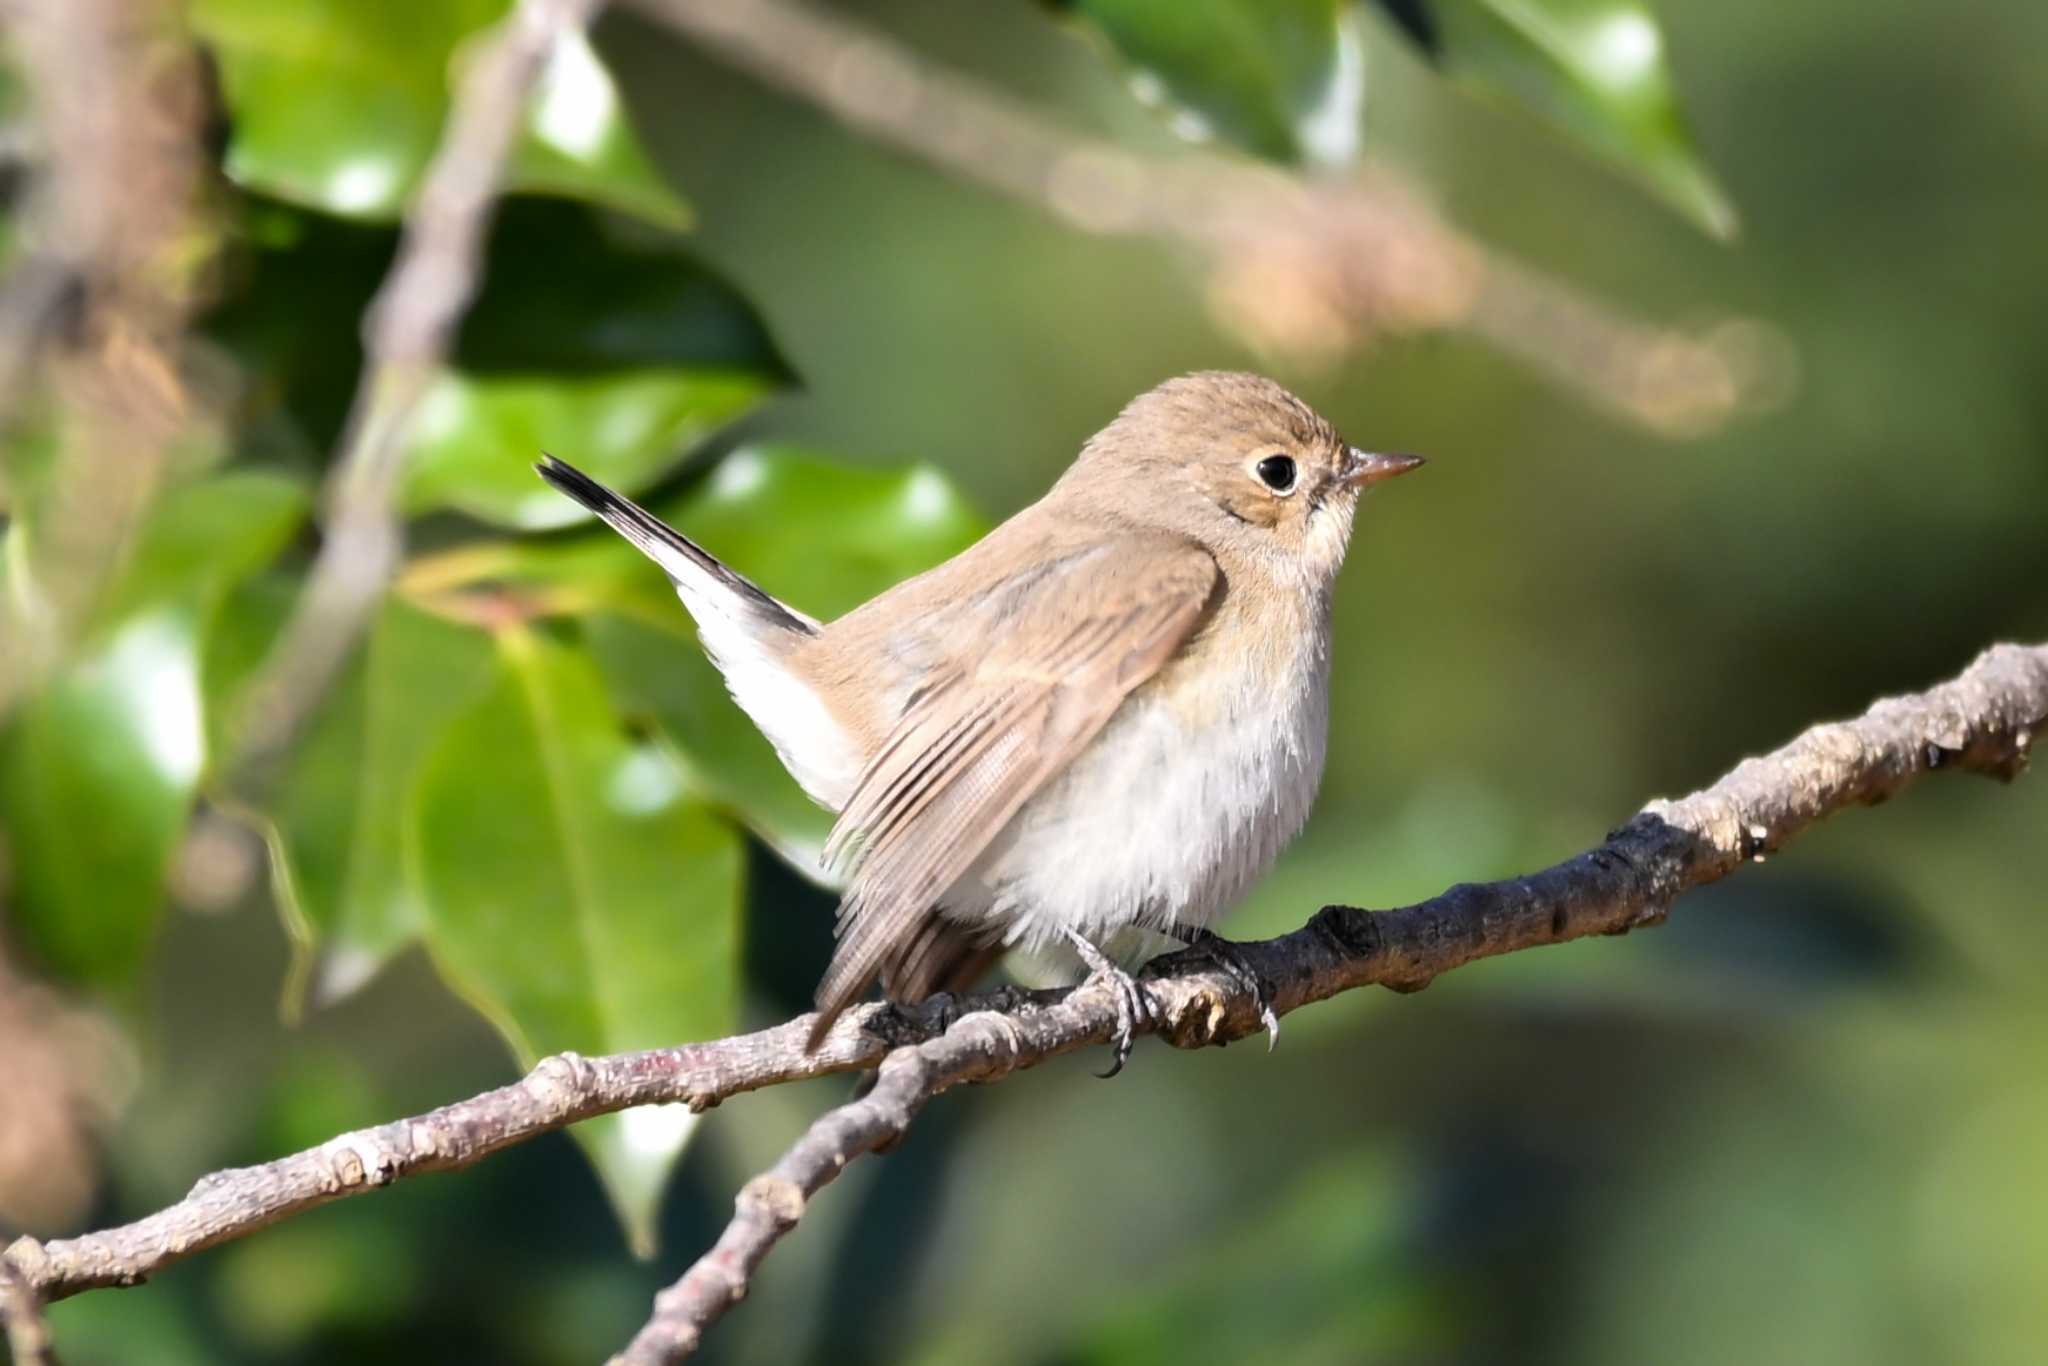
(810, 534, 1220, 1031)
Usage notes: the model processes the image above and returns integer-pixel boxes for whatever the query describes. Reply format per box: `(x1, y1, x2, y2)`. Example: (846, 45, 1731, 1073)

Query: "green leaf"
(207, 200, 400, 456)
(434, 446, 986, 872)
(2, 611, 209, 988)
(585, 613, 830, 873)
(100, 472, 311, 630)
(1059, 0, 1366, 164)
(262, 600, 498, 1007)
(508, 28, 694, 230)
(1384, 0, 1737, 237)
(199, 572, 301, 760)
(0, 472, 307, 991)
(207, 196, 786, 522)
(410, 626, 743, 1250)
(629, 447, 990, 623)
(192, 0, 688, 227)
(453, 198, 791, 378)
(400, 369, 770, 530)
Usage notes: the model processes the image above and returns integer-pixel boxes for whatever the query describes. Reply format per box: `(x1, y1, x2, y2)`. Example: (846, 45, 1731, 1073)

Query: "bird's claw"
(1062, 929, 1154, 1078)
(1186, 930, 1280, 1051)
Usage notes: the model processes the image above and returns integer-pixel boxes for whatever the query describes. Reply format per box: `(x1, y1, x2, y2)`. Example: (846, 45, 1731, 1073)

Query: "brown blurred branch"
(0, 0, 211, 710)
(4, 642, 2041, 1361)
(0, 954, 132, 1239)
(222, 0, 603, 784)
(627, 0, 1775, 437)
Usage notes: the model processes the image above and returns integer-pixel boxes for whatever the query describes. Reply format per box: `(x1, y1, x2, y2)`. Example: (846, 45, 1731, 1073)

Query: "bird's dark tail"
(535, 454, 815, 637)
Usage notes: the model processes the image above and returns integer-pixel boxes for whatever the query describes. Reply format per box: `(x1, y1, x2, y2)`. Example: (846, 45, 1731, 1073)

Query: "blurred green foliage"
(1380, 0, 1738, 234)
(210, 195, 790, 524)
(4, 472, 307, 991)
(1063, 0, 1732, 228)
(192, 0, 689, 225)
(2, 0, 2046, 1363)
(1054, 0, 1368, 163)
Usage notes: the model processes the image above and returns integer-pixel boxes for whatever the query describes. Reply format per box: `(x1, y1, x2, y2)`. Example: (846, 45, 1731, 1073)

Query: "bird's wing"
(810, 534, 1219, 1038)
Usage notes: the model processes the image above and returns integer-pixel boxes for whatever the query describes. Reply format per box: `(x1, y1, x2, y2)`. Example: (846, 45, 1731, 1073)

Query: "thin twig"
(610, 1024, 1021, 1364)
(223, 0, 604, 783)
(4, 642, 2039, 1357)
(627, 0, 1770, 437)
(0, 1253, 57, 1366)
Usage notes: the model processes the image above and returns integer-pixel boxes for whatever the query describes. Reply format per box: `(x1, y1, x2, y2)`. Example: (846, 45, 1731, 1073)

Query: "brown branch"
(610, 1022, 1026, 1364)
(627, 0, 1773, 438)
(0, 1008, 912, 1303)
(223, 0, 604, 783)
(6, 642, 2039, 1359)
(602, 649, 2047, 1362)
(0, 1254, 57, 1366)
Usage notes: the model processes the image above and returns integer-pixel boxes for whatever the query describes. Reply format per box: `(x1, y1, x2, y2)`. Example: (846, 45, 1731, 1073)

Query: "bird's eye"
(1254, 454, 1297, 494)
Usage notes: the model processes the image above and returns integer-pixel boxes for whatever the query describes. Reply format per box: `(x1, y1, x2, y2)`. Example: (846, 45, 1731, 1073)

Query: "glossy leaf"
(453, 197, 790, 379)
(1381, 0, 1738, 237)
(1058, 0, 1365, 164)
(2, 613, 210, 988)
(263, 600, 498, 1006)
(207, 197, 786, 522)
(509, 29, 693, 228)
(410, 626, 743, 1250)
(399, 369, 770, 530)
(626, 447, 989, 623)
(100, 472, 312, 630)
(0, 472, 307, 991)
(198, 572, 300, 761)
(584, 613, 830, 874)
(423, 445, 986, 871)
(191, 1, 688, 227)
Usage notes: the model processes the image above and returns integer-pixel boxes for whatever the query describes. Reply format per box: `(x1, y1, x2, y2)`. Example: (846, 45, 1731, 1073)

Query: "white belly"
(942, 634, 1331, 952)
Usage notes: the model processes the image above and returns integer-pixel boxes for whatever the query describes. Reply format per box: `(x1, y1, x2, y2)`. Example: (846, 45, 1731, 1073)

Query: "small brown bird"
(538, 372, 1420, 1070)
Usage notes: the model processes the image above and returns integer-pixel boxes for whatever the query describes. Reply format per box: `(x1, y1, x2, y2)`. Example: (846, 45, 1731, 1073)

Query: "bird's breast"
(954, 608, 1333, 950)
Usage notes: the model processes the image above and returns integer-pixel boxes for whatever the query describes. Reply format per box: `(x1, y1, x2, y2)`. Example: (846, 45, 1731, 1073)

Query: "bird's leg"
(1155, 927, 1281, 1051)
(1060, 928, 1154, 1078)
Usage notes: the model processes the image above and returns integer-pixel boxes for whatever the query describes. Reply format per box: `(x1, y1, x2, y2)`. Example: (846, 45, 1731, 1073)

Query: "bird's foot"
(1061, 929, 1154, 1078)
(1172, 930, 1281, 1051)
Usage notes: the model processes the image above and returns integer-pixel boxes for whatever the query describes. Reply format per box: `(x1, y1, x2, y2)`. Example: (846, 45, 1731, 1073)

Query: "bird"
(536, 371, 1421, 1073)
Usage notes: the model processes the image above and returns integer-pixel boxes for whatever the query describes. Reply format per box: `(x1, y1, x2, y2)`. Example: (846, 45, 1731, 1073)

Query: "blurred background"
(3, 0, 2047, 1362)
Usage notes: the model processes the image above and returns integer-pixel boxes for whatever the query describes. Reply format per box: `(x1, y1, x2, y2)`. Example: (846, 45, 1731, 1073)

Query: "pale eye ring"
(1254, 454, 1298, 494)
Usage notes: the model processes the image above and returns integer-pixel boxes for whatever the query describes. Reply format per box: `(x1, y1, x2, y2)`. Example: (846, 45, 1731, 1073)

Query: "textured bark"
(9, 644, 2038, 1358)
(0, 1254, 56, 1366)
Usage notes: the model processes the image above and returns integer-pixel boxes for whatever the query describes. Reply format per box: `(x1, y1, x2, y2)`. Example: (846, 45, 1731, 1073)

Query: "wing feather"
(809, 537, 1218, 1039)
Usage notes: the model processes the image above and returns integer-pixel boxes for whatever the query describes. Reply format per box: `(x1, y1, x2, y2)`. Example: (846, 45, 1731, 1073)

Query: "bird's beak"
(1343, 448, 1425, 487)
